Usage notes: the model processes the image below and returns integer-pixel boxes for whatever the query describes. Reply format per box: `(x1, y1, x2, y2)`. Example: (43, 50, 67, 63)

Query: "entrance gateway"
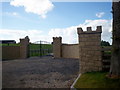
(29, 41, 53, 57)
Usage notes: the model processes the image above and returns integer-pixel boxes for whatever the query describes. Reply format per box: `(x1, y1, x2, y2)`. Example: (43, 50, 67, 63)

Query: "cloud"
(12, 12, 19, 16)
(48, 26, 78, 44)
(4, 12, 20, 17)
(0, 19, 112, 44)
(10, 0, 54, 19)
(96, 12, 105, 18)
(0, 29, 48, 43)
(0, 0, 119, 2)
(48, 19, 112, 44)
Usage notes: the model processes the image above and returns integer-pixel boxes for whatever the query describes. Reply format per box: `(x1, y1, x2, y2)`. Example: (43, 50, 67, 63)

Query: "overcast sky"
(0, 0, 112, 44)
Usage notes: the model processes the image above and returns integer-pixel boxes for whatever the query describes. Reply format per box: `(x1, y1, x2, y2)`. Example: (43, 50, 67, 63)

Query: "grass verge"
(74, 71, 120, 88)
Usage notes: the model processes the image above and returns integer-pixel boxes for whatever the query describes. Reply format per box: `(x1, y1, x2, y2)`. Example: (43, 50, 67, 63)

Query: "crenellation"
(78, 26, 102, 73)
(53, 37, 62, 40)
(77, 27, 83, 34)
(87, 27, 92, 32)
(53, 26, 103, 73)
(77, 26, 102, 35)
(96, 26, 102, 33)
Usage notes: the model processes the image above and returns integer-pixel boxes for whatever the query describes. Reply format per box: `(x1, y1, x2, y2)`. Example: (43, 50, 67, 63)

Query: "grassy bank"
(74, 72, 120, 88)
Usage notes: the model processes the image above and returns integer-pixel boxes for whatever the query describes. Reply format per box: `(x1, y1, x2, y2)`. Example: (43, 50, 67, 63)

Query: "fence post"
(20, 36, 30, 59)
(40, 41, 42, 56)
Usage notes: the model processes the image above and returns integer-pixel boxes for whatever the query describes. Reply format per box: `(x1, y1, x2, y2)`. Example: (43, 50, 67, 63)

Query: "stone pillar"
(77, 26, 102, 73)
(53, 37, 62, 58)
(20, 36, 30, 59)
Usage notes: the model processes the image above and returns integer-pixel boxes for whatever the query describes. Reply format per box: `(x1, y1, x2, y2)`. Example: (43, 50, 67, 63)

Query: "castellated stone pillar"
(20, 36, 30, 59)
(53, 37, 62, 58)
(77, 26, 102, 73)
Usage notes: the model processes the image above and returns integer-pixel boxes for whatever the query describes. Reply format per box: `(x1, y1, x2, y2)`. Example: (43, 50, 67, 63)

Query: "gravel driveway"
(2, 56, 79, 88)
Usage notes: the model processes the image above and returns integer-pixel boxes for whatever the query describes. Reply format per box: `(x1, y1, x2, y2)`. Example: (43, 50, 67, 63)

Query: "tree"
(109, 1, 120, 77)
(101, 40, 110, 46)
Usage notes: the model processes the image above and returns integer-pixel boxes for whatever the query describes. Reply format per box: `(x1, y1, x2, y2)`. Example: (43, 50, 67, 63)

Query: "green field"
(29, 43, 52, 49)
(0, 43, 20, 46)
(74, 72, 120, 88)
(29, 43, 52, 57)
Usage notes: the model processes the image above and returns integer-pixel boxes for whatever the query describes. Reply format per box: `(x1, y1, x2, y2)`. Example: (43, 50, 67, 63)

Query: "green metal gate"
(29, 41, 53, 57)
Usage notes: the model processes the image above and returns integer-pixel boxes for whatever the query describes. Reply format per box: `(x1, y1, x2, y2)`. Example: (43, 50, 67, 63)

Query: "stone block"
(79, 43, 86, 46)
(94, 61, 102, 67)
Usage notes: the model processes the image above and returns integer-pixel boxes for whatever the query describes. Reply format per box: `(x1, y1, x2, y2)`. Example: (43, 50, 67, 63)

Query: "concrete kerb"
(70, 73, 81, 89)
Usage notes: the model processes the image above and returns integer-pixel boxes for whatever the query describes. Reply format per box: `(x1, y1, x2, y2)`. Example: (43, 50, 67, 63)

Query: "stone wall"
(2, 46, 20, 60)
(53, 37, 79, 59)
(2, 36, 30, 60)
(77, 26, 102, 73)
(62, 44, 79, 59)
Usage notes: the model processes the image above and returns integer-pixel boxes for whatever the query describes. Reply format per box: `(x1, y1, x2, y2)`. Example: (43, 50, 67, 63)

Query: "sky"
(0, 0, 113, 44)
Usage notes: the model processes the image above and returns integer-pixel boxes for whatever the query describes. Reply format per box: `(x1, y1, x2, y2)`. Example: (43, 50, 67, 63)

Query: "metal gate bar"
(29, 41, 52, 57)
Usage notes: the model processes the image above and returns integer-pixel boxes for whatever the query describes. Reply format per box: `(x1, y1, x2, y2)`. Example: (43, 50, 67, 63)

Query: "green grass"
(74, 72, 120, 88)
(0, 43, 20, 46)
(104, 51, 111, 54)
(29, 43, 52, 49)
(102, 46, 112, 55)
(29, 43, 52, 57)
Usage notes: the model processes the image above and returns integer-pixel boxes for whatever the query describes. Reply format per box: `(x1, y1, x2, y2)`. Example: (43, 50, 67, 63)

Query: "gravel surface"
(2, 56, 79, 88)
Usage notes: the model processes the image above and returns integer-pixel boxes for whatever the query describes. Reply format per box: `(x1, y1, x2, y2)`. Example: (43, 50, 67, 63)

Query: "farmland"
(0, 43, 20, 46)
